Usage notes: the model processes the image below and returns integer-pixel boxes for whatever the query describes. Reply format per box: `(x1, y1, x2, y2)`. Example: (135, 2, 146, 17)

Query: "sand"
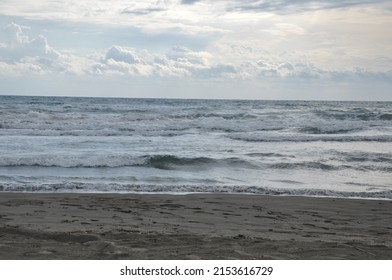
(0, 193, 391, 259)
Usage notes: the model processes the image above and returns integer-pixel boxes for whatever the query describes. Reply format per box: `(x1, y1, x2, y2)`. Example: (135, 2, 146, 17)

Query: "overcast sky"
(0, 0, 391, 100)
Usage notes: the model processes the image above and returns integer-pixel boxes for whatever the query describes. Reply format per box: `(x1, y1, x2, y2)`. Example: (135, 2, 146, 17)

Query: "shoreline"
(0, 193, 391, 259)
(2, 190, 391, 201)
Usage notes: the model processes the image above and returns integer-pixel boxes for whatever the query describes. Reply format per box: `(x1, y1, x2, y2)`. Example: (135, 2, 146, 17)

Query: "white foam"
(1, 182, 391, 200)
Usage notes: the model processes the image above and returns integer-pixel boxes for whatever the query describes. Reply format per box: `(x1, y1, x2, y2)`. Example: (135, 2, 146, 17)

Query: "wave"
(0, 117, 285, 136)
(380, 113, 392, 120)
(228, 134, 392, 143)
(298, 126, 359, 135)
(342, 153, 392, 164)
(314, 109, 392, 122)
(1, 106, 390, 137)
(245, 152, 290, 158)
(267, 161, 392, 172)
(0, 154, 257, 170)
(144, 155, 258, 170)
(0, 155, 141, 168)
(142, 155, 211, 170)
(167, 112, 258, 120)
(1, 154, 389, 173)
(1, 182, 391, 200)
(268, 162, 338, 171)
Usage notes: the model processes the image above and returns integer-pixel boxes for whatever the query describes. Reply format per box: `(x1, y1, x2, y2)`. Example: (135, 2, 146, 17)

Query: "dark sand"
(0, 193, 391, 259)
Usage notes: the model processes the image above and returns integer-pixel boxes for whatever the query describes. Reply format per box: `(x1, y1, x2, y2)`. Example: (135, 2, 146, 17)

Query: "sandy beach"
(0, 193, 391, 259)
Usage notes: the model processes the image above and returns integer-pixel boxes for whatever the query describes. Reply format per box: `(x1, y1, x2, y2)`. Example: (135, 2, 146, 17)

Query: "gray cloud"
(120, 7, 166, 15)
(234, 0, 388, 14)
(181, 0, 202, 4)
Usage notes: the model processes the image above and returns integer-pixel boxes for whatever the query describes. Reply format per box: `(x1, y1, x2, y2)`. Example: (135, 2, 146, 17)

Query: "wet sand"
(0, 193, 391, 259)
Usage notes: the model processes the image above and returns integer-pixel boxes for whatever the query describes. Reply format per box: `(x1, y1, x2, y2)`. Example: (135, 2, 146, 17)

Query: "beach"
(0, 193, 391, 259)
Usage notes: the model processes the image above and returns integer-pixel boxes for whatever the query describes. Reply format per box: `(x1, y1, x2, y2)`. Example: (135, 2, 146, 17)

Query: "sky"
(0, 0, 391, 100)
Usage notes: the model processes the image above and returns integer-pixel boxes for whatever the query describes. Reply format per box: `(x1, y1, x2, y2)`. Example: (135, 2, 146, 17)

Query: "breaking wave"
(1, 183, 391, 200)
(0, 154, 257, 170)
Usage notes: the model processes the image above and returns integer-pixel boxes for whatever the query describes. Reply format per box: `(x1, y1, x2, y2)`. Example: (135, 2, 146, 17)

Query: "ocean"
(0, 95, 391, 199)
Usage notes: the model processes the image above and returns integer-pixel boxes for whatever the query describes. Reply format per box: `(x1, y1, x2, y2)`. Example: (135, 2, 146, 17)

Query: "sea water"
(0, 95, 391, 199)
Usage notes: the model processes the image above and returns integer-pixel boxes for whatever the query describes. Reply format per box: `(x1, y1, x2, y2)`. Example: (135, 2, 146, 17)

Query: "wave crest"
(0, 154, 257, 170)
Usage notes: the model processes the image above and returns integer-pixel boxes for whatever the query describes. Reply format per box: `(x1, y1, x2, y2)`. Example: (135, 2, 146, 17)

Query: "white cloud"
(0, 22, 59, 61)
(105, 46, 144, 65)
(0, 22, 98, 76)
(1, 23, 390, 84)
(81, 44, 235, 79)
(0, 15, 391, 100)
(89, 42, 391, 84)
(0, 60, 45, 76)
(275, 23, 305, 35)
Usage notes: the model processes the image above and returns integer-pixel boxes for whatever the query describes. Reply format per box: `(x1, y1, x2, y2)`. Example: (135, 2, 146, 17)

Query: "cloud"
(119, 1, 183, 16)
(275, 23, 304, 35)
(0, 22, 96, 76)
(0, 2, 391, 100)
(121, 7, 166, 15)
(0, 60, 45, 75)
(105, 46, 144, 64)
(94, 43, 392, 83)
(1, 22, 391, 86)
(234, 0, 388, 14)
(93, 44, 237, 79)
(181, 0, 202, 4)
(0, 22, 59, 61)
